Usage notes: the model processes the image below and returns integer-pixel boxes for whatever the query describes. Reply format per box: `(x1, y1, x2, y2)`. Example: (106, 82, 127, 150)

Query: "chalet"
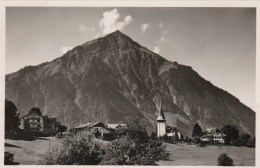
(166, 126, 181, 139)
(71, 122, 111, 137)
(20, 108, 62, 135)
(200, 127, 226, 144)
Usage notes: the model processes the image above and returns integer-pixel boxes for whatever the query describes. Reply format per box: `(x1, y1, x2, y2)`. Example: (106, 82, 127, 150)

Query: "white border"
(0, 1, 259, 168)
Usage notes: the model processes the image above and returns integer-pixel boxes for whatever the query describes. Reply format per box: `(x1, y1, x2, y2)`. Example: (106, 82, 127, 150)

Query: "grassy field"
(157, 143, 255, 166)
(5, 138, 255, 165)
(5, 137, 60, 165)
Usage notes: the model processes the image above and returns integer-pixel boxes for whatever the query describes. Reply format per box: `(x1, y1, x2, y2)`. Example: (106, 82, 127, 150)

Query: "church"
(156, 101, 181, 139)
(157, 101, 166, 137)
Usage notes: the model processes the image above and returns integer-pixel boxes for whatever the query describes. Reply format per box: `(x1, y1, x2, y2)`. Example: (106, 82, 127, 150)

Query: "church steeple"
(157, 101, 165, 121)
(157, 101, 166, 137)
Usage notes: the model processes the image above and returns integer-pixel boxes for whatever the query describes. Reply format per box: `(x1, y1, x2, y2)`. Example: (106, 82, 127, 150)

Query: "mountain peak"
(105, 30, 128, 39)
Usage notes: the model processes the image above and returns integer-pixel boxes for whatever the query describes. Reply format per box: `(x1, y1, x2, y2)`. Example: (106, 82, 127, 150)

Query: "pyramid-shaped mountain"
(5, 30, 255, 136)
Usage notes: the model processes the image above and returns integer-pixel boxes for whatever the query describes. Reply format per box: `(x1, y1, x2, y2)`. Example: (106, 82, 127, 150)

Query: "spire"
(157, 100, 166, 121)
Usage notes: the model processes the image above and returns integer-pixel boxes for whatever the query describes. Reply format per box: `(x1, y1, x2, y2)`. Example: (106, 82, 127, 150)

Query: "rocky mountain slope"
(5, 30, 255, 136)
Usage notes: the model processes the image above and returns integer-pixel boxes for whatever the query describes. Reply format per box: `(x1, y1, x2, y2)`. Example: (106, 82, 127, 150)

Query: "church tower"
(157, 101, 166, 137)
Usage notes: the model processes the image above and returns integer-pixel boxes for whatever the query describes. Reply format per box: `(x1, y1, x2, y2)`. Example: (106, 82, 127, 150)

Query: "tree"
(57, 125, 67, 133)
(221, 125, 239, 144)
(192, 123, 203, 137)
(150, 132, 156, 138)
(246, 136, 255, 148)
(5, 99, 20, 134)
(218, 153, 234, 166)
(239, 133, 251, 146)
(100, 119, 169, 165)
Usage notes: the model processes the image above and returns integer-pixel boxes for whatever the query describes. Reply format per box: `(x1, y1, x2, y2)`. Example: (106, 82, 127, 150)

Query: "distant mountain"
(5, 30, 255, 136)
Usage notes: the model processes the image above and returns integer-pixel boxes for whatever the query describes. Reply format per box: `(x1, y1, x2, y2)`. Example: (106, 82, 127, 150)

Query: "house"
(166, 126, 181, 139)
(200, 127, 226, 144)
(20, 108, 62, 135)
(71, 122, 111, 137)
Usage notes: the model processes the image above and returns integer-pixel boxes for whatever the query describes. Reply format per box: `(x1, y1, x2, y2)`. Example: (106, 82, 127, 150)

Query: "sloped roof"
(201, 127, 226, 137)
(166, 126, 180, 133)
(157, 101, 166, 121)
(74, 122, 107, 129)
(74, 123, 92, 129)
(107, 124, 126, 129)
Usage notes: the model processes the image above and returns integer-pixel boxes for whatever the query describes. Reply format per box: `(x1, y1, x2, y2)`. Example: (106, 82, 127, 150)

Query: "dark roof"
(74, 122, 108, 130)
(166, 126, 180, 133)
(48, 118, 57, 122)
(157, 101, 166, 121)
(201, 127, 226, 137)
(106, 124, 127, 129)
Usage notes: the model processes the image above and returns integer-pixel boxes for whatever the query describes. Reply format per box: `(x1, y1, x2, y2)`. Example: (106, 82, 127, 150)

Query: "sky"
(6, 7, 256, 110)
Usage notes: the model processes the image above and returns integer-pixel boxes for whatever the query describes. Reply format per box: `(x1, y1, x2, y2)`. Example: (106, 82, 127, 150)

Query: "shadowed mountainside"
(5, 30, 255, 136)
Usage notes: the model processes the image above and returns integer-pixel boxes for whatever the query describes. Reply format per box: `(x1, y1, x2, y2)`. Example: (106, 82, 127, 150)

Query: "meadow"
(5, 138, 255, 166)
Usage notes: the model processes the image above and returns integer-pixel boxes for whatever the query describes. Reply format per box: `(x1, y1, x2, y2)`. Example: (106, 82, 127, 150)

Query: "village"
(18, 101, 227, 144)
(5, 99, 255, 166)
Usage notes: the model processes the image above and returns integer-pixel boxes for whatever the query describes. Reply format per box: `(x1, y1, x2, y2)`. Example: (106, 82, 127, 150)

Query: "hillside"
(5, 30, 255, 136)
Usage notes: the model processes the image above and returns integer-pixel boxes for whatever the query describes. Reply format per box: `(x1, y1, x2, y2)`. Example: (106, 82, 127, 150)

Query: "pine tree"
(192, 123, 203, 137)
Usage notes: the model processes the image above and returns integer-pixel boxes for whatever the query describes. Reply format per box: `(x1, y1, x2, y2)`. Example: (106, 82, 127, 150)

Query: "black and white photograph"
(2, 2, 258, 166)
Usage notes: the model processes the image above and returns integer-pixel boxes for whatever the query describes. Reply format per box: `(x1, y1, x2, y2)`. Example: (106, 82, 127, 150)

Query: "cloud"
(141, 23, 151, 32)
(159, 35, 165, 42)
(98, 9, 132, 36)
(159, 22, 163, 29)
(153, 46, 161, 54)
(79, 24, 95, 32)
(60, 46, 73, 54)
(159, 30, 168, 42)
(79, 24, 87, 32)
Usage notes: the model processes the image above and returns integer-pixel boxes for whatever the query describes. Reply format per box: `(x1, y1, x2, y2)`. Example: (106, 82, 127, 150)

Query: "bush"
(232, 133, 251, 146)
(4, 152, 14, 165)
(39, 119, 169, 165)
(192, 136, 201, 144)
(239, 133, 251, 146)
(246, 136, 255, 148)
(39, 131, 104, 165)
(100, 119, 169, 165)
(218, 153, 234, 166)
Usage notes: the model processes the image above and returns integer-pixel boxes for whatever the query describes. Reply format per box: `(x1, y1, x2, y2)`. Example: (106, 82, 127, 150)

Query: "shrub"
(239, 133, 251, 146)
(100, 119, 169, 165)
(218, 153, 234, 166)
(39, 131, 104, 165)
(4, 152, 14, 165)
(246, 136, 255, 148)
(232, 133, 251, 146)
(192, 136, 201, 144)
(39, 119, 169, 165)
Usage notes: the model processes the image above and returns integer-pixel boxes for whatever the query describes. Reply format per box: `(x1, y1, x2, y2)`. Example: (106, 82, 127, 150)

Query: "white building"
(157, 101, 166, 137)
(200, 127, 226, 144)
